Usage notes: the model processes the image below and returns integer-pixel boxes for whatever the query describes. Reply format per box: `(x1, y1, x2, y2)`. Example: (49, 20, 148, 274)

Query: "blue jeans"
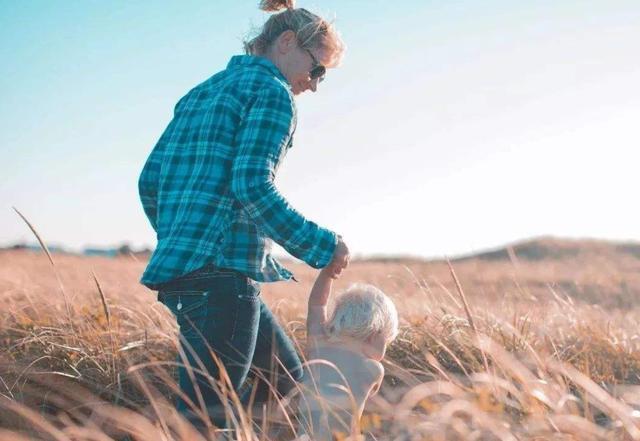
(154, 264, 303, 431)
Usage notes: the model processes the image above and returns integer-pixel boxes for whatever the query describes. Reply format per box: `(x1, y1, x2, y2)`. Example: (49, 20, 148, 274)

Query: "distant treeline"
(2, 242, 152, 258)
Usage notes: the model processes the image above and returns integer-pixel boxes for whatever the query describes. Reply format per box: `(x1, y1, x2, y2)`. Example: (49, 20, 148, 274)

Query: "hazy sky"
(1, 0, 639, 259)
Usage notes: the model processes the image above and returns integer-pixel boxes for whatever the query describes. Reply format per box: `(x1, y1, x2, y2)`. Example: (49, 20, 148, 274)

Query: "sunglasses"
(305, 49, 326, 82)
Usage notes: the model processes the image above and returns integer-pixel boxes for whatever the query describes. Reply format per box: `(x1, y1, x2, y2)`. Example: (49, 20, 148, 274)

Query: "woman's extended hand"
(327, 236, 350, 279)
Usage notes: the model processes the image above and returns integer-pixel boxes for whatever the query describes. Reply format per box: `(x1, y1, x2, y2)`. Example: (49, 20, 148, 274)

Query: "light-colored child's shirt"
(297, 305, 384, 440)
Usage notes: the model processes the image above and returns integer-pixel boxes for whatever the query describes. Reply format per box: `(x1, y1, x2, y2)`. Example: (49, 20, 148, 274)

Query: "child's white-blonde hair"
(325, 284, 399, 343)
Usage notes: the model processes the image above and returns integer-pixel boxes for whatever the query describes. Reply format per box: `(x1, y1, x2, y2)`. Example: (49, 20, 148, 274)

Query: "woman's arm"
(230, 85, 338, 269)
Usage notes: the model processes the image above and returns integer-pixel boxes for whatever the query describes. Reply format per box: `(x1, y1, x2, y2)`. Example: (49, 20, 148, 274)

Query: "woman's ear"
(276, 30, 297, 54)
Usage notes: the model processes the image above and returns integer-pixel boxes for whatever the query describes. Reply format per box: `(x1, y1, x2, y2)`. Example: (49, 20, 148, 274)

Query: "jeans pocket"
(160, 290, 210, 339)
(237, 279, 261, 301)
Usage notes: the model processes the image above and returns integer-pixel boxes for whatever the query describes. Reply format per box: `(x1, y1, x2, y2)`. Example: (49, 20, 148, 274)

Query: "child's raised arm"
(307, 266, 335, 338)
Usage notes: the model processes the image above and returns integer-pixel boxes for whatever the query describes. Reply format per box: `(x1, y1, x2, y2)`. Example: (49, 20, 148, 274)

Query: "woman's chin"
(292, 81, 308, 95)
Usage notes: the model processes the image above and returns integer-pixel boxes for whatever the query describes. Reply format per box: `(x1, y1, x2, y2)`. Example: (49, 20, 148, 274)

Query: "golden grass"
(1, 246, 640, 440)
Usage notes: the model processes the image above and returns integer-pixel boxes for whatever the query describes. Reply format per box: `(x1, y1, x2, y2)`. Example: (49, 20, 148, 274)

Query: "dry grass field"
(2, 237, 640, 440)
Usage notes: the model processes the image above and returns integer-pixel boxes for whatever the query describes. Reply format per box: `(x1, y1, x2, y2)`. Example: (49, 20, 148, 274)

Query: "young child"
(295, 265, 399, 440)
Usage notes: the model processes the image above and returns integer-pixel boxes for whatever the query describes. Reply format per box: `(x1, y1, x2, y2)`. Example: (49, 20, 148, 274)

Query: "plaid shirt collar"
(227, 55, 290, 88)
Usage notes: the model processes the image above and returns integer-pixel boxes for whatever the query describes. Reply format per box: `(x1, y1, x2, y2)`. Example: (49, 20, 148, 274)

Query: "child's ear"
(365, 332, 375, 344)
(370, 380, 381, 396)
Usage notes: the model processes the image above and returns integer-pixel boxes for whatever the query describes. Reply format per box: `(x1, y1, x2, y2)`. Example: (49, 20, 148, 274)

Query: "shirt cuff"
(310, 229, 339, 269)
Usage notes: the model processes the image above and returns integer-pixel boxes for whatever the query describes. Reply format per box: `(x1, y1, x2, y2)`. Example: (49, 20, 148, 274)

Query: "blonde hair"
(244, 0, 346, 67)
(326, 284, 399, 343)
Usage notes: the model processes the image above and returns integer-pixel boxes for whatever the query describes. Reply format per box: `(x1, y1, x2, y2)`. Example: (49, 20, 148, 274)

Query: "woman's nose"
(308, 78, 319, 93)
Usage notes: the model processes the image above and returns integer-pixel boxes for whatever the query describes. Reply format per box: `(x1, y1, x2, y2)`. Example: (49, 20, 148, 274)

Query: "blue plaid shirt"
(139, 55, 338, 286)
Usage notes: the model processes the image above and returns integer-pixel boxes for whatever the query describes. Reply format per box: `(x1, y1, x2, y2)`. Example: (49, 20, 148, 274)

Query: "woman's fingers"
(326, 236, 350, 279)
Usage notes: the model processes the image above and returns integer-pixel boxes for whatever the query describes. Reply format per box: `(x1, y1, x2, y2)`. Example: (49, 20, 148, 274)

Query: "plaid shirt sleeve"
(231, 85, 338, 268)
(138, 152, 161, 232)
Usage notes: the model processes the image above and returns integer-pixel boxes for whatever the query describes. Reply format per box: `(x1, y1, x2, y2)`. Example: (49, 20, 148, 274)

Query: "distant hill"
(354, 236, 640, 265)
(3, 236, 639, 309)
(452, 236, 640, 262)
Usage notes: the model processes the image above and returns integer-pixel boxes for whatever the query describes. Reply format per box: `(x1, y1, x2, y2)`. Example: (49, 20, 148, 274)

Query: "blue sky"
(1, 1, 639, 258)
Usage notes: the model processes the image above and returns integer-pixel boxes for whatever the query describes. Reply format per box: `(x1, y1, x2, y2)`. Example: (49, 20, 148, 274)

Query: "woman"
(137, 0, 349, 435)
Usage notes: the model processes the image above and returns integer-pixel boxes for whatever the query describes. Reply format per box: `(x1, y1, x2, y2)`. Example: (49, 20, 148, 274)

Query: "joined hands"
(323, 236, 350, 279)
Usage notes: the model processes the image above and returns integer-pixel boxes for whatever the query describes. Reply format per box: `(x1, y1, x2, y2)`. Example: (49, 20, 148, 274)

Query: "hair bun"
(259, 0, 295, 12)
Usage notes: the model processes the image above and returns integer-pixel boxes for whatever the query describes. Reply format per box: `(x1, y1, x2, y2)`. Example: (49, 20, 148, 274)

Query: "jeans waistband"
(180, 263, 242, 280)
(149, 264, 249, 292)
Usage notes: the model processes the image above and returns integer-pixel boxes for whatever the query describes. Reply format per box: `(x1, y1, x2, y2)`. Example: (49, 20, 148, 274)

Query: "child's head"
(325, 284, 399, 361)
